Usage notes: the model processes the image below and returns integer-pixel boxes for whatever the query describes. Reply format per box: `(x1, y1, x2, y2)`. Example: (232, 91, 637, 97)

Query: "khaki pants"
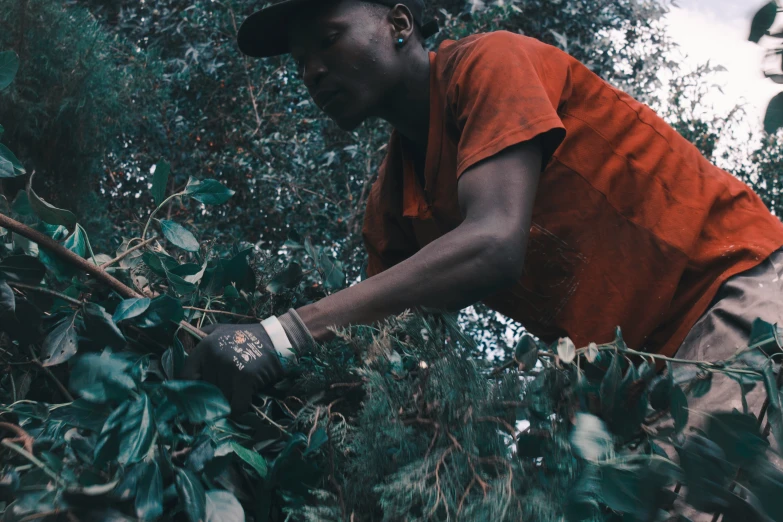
(669, 249, 783, 520)
(673, 248, 783, 420)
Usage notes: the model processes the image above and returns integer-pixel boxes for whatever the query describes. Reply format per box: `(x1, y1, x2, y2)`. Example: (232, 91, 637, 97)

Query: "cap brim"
(237, 0, 315, 58)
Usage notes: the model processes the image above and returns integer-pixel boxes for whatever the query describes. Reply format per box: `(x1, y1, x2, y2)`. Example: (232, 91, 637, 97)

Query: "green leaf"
(266, 262, 303, 294)
(135, 461, 163, 521)
(206, 490, 245, 522)
(160, 220, 200, 252)
(41, 314, 79, 366)
(0, 143, 25, 178)
(112, 297, 151, 322)
(0, 255, 45, 284)
(230, 442, 269, 478)
(161, 381, 230, 423)
(116, 394, 156, 465)
(705, 411, 768, 467)
(184, 178, 235, 205)
(749, 1, 778, 43)
(83, 303, 126, 348)
(649, 375, 674, 411)
(175, 468, 206, 522)
(151, 160, 170, 206)
(0, 51, 18, 90)
(514, 334, 539, 370)
(748, 318, 783, 354)
(570, 413, 613, 462)
(763, 365, 783, 450)
(677, 434, 732, 512)
(162, 337, 186, 380)
(671, 384, 689, 433)
(318, 250, 345, 291)
(599, 352, 622, 420)
(136, 295, 184, 328)
(48, 399, 109, 432)
(691, 372, 713, 398)
(597, 457, 680, 519)
(557, 337, 576, 364)
(69, 352, 137, 403)
(0, 123, 4, 140)
(764, 92, 783, 135)
(0, 280, 14, 314)
(26, 172, 77, 227)
(63, 224, 88, 258)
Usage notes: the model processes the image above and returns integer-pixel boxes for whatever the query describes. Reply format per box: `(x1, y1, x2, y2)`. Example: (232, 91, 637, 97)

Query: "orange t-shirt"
(361, 31, 783, 357)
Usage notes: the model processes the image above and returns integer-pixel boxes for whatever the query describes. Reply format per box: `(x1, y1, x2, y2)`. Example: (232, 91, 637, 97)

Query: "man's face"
(288, 1, 402, 131)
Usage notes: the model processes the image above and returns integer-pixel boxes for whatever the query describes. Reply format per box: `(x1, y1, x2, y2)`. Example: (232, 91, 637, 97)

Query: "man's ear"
(388, 4, 416, 42)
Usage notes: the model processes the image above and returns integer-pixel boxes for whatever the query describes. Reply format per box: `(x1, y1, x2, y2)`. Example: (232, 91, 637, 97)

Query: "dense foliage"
(2, 0, 783, 521)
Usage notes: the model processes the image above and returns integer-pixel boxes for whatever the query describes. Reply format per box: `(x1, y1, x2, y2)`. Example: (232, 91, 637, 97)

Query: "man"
(183, 0, 783, 416)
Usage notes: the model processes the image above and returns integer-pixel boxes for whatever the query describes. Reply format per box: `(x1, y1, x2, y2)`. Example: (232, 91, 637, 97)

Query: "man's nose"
(302, 56, 328, 90)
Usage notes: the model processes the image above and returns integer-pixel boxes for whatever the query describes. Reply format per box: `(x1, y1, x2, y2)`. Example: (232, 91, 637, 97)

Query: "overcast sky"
(664, 0, 781, 124)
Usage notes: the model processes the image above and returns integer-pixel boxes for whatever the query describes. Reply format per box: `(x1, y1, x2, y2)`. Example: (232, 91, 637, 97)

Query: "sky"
(663, 0, 781, 125)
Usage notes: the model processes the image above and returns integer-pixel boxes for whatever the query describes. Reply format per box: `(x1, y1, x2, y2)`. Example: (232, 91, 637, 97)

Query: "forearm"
(296, 222, 522, 341)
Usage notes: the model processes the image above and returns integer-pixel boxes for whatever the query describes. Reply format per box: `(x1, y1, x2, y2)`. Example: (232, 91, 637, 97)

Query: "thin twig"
(0, 213, 206, 340)
(0, 422, 34, 453)
(183, 306, 258, 320)
(27, 345, 74, 402)
(9, 282, 82, 306)
(1, 439, 63, 485)
(100, 235, 157, 268)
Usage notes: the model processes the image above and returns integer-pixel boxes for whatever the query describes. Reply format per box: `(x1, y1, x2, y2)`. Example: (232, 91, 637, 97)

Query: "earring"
(396, 37, 405, 49)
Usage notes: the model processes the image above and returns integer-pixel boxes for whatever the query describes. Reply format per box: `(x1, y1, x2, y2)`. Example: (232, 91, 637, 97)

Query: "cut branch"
(0, 213, 206, 339)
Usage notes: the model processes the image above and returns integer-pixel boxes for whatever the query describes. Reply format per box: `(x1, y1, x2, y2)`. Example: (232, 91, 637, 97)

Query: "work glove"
(182, 310, 314, 413)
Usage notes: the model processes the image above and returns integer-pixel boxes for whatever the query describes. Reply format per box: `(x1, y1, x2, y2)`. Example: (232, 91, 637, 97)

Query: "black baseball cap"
(237, 0, 440, 58)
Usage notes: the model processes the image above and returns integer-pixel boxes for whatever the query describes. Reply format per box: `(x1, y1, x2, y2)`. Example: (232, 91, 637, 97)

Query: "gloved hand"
(182, 310, 315, 414)
(182, 323, 286, 414)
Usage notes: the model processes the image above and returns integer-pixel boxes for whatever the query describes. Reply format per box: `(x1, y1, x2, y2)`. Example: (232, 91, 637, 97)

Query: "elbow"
(473, 231, 526, 291)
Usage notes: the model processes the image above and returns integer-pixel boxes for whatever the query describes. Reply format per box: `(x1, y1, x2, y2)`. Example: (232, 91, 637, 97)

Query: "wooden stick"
(100, 235, 157, 268)
(0, 213, 206, 339)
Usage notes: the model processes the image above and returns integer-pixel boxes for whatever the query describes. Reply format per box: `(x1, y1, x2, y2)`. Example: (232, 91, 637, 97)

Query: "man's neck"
(376, 47, 431, 151)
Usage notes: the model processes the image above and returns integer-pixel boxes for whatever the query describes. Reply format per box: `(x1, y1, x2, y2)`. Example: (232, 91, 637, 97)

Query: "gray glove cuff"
(278, 308, 316, 357)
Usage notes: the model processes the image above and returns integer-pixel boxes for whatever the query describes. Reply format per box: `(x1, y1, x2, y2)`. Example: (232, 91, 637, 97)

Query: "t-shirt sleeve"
(446, 32, 568, 178)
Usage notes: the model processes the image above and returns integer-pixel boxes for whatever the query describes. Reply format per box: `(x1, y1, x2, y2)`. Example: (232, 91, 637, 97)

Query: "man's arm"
(297, 138, 543, 341)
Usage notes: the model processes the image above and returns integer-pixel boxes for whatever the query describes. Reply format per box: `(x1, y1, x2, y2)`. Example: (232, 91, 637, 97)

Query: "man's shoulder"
(435, 31, 552, 62)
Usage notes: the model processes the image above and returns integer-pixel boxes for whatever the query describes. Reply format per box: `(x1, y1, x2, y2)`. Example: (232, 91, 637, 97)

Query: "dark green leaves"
(0, 50, 19, 90)
(135, 295, 184, 328)
(231, 442, 269, 478)
(749, 2, 779, 43)
(135, 461, 163, 521)
(678, 435, 732, 512)
(764, 92, 783, 135)
(205, 490, 245, 522)
(514, 334, 540, 370)
(0, 255, 45, 284)
(671, 384, 689, 433)
(184, 178, 235, 205)
(266, 262, 303, 294)
(0, 144, 25, 178)
(705, 411, 768, 467)
(112, 297, 151, 322)
(41, 314, 79, 366)
(83, 303, 126, 348)
(763, 365, 783, 450)
(650, 375, 674, 411)
(160, 220, 199, 252)
(161, 381, 230, 423)
(115, 394, 156, 465)
(175, 468, 206, 522)
(27, 172, 77, 227)
(0, 280, 14, 314)
(69, 352, 137, 403)
(152, 160, 170, 206)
